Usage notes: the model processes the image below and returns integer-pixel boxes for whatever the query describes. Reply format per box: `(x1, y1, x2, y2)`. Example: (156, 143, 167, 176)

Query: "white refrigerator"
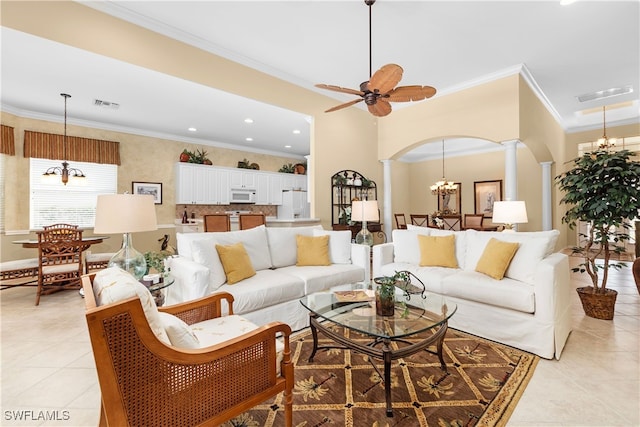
(277, 190, 309, 219)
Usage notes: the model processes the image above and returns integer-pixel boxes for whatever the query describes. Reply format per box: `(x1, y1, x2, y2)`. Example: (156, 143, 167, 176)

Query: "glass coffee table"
(300, 285, 456, 417)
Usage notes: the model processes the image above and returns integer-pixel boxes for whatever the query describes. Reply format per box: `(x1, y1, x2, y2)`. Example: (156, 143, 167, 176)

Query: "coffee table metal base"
(308, 313, 448, 417)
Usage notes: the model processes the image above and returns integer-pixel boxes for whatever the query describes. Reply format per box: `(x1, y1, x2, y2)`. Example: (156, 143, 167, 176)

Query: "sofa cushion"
(279, 263, 365, 295)
(465, 230, 558, 285)
(215, 269, 306, 315)
(428, 228, 468, 270)
(313, 229, 352, 264)
(158, 312, 200, 348)
(442, 270, 535, 313)
(266, 225, 322, 268)
(418, 234, 458, 268)
(216, 242, 256, 284)
(93, 266, 170, 345)
(392, 229, 430, 264)
(178, 226, 271, 270)
(296, 235, 331, 266)
(475, 238, 520, 280)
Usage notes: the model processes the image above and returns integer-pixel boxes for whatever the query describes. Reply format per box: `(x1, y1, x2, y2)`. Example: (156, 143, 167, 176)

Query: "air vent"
(576, 85, 633, 103)
(93, 99, 120, 110)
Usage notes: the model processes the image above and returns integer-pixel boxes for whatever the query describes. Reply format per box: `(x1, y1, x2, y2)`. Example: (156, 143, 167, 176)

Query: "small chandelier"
(42, 93, 86, 185)
(597, 105, 617, 150)
(430, 139, 458, 197)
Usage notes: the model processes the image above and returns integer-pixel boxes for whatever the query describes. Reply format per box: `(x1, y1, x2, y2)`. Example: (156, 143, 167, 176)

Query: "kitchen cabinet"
(229, 170, 256, 189)
(282, 173, 307, 191)
(175, 163, 229, 205)
(254, 172, 283, 205)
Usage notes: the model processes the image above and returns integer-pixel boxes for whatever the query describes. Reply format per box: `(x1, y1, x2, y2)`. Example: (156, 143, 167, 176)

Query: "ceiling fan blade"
(384, 85, 437, 102)
(315, 84, 364, 96)
(367, 99, 392, 117)
(325, 98, 364, 113)
(367, 64, 403, 94)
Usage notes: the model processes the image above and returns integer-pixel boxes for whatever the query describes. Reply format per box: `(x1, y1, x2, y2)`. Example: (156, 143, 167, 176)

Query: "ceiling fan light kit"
(315, 0, 436, 117)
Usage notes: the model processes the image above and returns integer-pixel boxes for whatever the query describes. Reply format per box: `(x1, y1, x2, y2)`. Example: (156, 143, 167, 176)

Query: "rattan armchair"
(82, 274, 293, 427)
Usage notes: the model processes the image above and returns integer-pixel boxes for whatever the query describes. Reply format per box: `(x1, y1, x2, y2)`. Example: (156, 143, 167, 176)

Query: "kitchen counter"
(175, 217, 320, 232)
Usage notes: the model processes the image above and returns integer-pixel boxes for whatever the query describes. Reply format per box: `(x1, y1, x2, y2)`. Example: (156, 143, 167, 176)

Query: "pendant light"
(597, 106, 617, 150)
(430, 139, 458, 198)
(42, 93, 86, 185)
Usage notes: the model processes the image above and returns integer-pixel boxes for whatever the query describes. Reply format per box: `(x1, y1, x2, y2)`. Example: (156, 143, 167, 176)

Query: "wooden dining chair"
(204, 214, 231, 232)
(410, 214, 429, 227)
(394, 213, 407, 230)
(35, 224, 84, 305)
(463, 214, 485, 230)
(239, 213, 266, 230)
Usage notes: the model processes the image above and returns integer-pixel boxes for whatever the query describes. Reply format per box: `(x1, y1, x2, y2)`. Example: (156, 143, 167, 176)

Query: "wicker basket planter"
(576, 286, 618, 320)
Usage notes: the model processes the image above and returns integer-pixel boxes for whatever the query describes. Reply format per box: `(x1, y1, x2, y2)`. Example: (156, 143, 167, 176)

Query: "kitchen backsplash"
(175, 204, 277, 220)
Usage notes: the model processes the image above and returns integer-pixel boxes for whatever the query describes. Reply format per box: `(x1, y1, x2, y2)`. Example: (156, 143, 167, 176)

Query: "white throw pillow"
(392, 229, 423, 264)
(313, 229, 351, 264)
(266, 225, 322, 268)
(190, 238, 227, 290)
(93, 266, 170, 345)
(158, 312, 200, 348)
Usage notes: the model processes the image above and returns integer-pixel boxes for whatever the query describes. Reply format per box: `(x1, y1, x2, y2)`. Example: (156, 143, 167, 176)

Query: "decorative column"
(381, 159, 392, 241)
(501, 140, 519, 202)
(540, 161, 553, 231)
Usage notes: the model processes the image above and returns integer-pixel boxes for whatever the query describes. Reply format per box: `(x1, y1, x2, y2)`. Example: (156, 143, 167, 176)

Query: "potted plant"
(278, 163, 295, 173)
(144, 251, 171, 277)
(556, 148, 640, 319)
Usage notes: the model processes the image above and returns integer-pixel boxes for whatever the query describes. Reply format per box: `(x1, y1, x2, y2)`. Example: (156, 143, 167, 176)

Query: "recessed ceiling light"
(246, 137, 253, 142)
(188, 127, 197, 132)
(284, 145, 292, 148)
(292, 129, 301, 134)
(244, 118, 253, 124)
(577, 85, 633, 103)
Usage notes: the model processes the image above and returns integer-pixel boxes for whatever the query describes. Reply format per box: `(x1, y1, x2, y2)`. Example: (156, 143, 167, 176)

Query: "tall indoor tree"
(556, 148, 640, 319)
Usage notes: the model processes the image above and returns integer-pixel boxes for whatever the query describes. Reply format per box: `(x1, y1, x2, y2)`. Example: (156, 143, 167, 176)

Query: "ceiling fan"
(315, 0, 437, 117)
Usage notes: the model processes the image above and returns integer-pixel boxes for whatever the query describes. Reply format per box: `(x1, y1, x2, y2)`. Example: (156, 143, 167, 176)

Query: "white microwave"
(230, 189, 255, 204)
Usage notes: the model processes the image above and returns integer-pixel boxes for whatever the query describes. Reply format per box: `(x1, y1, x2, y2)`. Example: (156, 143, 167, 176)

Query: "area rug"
(224, 326, 539, 427)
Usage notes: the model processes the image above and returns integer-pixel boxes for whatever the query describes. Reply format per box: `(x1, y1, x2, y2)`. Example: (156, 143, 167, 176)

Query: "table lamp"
(492, 201, 528, 232)
(352, 200, 379, 246)
(94, 193, 157, 279)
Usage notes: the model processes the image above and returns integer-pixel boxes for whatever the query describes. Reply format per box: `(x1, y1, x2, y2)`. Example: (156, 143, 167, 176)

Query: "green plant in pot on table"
(556, 148, 640, 320)
(373, 271, 411, 317)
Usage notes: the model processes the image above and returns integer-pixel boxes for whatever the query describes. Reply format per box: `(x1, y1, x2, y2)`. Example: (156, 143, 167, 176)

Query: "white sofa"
(166, 225, 370, 331)
(372, 226, 572, 359)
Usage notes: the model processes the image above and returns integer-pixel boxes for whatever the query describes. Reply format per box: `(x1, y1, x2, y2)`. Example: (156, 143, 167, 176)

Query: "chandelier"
(597, 105, 617, 150)
(430, 139, 458, 197)
(42, 93, 86, 185)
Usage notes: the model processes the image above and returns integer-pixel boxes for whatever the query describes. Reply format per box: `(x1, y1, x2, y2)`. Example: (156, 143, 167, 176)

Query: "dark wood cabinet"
(331, 170, 382, 240)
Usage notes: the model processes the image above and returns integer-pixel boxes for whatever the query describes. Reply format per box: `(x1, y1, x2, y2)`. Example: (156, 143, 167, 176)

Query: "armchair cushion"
(158, 312, 200, 348)
(216, 242, 256, 284)
(93, 266, 170, 344)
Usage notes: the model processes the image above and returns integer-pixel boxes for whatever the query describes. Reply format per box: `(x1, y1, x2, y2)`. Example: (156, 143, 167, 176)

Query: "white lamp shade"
(351, 200, 379, 222)
(492, 201, 528, 225)
(94, 194, 158, 234)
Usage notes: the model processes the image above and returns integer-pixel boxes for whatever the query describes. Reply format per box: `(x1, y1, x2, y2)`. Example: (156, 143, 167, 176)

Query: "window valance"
(1, 125, 16, 156)
(23, 130, 121, 165)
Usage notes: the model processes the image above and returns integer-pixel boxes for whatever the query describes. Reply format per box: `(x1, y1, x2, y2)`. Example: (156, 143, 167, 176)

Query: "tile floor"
(1, 257, 638, 426)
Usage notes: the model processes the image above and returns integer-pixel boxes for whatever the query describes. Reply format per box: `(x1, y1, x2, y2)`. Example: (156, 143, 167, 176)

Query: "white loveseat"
(166, 225, 370, 331)
(372, 226, 572, 359)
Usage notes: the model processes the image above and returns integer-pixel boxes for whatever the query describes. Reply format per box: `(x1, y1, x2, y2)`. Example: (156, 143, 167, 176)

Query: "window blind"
(30, 158, 117, 229)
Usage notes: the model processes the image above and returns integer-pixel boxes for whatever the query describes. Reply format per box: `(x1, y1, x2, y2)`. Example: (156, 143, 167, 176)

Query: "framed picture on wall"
(474, 180, 502, 217)
(132, 181, 162, 204)
(437, 182, 462, 214)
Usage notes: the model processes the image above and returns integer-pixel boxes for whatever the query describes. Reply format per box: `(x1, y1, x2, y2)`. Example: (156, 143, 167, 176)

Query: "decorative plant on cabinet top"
(179, 148, 212, 165)
(556, 148, 640, 319)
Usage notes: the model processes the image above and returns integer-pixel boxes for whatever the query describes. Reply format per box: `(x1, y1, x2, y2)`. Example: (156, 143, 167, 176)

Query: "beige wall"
(2, 1, 637, 263)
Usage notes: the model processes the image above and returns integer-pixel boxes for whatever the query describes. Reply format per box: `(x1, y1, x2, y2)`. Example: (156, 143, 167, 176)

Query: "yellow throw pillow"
(475, 238, 520, 280)
(296, 235, 331, 266)
(215, 242, 256, 284)
(418, 234, 458, 268)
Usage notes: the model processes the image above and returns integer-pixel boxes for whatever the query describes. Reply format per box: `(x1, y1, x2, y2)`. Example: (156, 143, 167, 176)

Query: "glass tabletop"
(300, 285, 456, 340)
(142, 275, 175, 293)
